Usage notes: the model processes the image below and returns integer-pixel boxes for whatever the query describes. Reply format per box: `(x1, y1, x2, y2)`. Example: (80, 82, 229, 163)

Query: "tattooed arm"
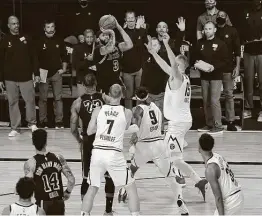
(206, 163, 224, 215)
(70, 97, 82, 144)
(24, 158, 36, 178)
(132, 106, 143, 128)
(57, 154, 75, 193)
(100, 29, 116, 56)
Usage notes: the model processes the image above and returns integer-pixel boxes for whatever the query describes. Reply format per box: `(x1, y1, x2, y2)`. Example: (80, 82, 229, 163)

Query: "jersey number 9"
(149, 110, 158, 125)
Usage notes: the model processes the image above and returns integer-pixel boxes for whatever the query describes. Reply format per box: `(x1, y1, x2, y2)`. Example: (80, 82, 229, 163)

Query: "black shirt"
(72, 43, 96, 83)
(94, 43, 123, 93)
(216, 25, 241, 73)
(193, 36, 229, 80)
(0, 33, 39, 82)
(35, 34, 68, 78)
(122, 28, 147, 73)
(79, 92, 104, 135)
(242, 9, 262, 55)
(33, 152, 64, 201)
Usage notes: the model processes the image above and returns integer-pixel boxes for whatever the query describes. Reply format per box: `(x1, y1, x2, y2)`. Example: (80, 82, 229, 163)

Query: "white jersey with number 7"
(164, 74, 192, 123)
(93, 105, 127, 152)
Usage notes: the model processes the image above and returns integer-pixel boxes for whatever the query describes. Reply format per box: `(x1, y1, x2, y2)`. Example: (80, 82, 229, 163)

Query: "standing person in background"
(36, 19, 68, 129)
(193, 21, 229, 134)
(1, 177, 46, 216)
(0, 16, 38, 137)
(141, 17, 185, 132)
(242, 0, 262, 121)
(216, 11, 241, 131)
(72, 29, 97, 97)
(122, 11, 148, 109)
(197, 0, 232, 40)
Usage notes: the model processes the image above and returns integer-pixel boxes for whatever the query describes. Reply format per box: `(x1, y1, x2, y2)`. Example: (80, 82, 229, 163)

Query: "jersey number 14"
(42, 172, 60, 193)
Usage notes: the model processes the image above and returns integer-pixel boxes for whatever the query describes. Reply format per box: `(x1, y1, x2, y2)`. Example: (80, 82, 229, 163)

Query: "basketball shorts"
(82, 134, 95, 179)
(214, 190, 244, 215)
(132, 139, 180, 177)
(164, 121, 192, 159)
(88, 148, 134, 187)
(36, 200, 65, 215)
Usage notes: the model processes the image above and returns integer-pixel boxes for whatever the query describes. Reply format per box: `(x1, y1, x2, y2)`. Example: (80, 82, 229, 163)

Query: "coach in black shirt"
(72, 29, 96, 96)
(193, 21, 229, 134)
(121, 12, 147, 109)
(35, 19, 68, 129)
(242, 0, 262, 121)
(0, 16, 38, 137)
(216, 11, 240, 131)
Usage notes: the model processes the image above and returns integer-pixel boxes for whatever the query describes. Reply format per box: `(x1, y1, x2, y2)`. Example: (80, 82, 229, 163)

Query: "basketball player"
(1, 177, 46, 216)
(198, 133, 244, 215)
(70, 73, 116, 215)
(94, 16, 133, 94)
(23, 129, 75, 215)
(118, 86, 189, 215)
(145, 34, 208, 200)
(81, 84, 140, 216)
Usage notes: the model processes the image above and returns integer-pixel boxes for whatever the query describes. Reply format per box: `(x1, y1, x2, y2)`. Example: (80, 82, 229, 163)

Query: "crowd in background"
(0, 0, 262, 136)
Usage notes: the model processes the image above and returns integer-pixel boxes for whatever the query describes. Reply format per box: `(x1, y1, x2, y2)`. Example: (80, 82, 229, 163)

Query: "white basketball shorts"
(88, 148, 134, 187)
(164, 121, 192, 159)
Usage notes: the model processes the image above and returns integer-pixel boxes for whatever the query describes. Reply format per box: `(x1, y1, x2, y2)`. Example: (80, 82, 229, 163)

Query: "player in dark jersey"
(94, 17, 133, 94)
(2, 177, 46, 216)
(70, 73, 115, 215)
(24, 129, 75, 215)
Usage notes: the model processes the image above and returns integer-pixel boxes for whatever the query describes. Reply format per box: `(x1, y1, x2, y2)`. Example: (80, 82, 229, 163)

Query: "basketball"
(99, 15, 116, 30)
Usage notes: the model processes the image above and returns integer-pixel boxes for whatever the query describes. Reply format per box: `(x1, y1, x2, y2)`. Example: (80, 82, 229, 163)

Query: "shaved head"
(109, 84, 122, 99)
(156, 21, 168, 37)
(8, 16, 19, 35)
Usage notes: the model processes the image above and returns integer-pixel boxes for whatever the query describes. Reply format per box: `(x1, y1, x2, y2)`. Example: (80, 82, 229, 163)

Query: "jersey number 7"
(107, 120, 115, 134)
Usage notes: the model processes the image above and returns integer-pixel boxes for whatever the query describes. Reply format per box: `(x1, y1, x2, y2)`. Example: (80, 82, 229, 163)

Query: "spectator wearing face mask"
(197, 0, 232, 40)
(216, 11, 241, 131)
(35, 19, 69, 129)
(72, 29, 97, 96)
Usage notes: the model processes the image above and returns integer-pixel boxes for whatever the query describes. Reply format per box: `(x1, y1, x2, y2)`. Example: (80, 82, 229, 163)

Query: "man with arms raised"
(81, 84, 140, 216)
(198, 133, 244, 215)
(145, 34, 208, 201)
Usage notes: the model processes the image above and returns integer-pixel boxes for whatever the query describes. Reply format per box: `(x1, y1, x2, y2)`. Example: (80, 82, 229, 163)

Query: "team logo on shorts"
(170, 143, 175, 150)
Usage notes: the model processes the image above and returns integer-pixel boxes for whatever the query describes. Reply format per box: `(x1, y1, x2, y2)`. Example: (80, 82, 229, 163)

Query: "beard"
(45, 31, 55, 37)
(205, 4, 215, 10)
(79, 0, 88, 7)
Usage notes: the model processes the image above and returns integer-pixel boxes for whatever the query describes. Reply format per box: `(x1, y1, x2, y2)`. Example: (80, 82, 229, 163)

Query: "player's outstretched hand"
(144, 35, 156, 55)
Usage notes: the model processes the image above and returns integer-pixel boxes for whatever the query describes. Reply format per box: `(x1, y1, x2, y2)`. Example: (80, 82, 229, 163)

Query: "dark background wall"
(0, 0, 252, 43)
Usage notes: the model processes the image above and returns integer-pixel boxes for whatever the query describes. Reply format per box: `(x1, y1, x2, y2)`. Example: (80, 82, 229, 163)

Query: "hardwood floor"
(0, 129, 261, 215)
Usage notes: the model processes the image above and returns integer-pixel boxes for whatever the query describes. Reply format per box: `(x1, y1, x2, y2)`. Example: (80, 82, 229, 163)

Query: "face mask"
(79, 0, 88, 7)
(216, 17, 226, 26)
(205, 4, 215, 10)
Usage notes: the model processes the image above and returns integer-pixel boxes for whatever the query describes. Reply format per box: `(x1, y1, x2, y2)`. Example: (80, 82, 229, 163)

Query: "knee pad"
(81, 179, 89, 196)
(105, 175, 115, 194)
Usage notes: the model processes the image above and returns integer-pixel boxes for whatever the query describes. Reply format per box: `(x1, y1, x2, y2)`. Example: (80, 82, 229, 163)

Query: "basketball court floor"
(0, 129, 261, 215)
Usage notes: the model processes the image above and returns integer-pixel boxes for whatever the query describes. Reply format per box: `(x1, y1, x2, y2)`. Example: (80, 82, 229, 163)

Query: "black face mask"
(216, 17, 226, 26)
(79, 0, 88, 7)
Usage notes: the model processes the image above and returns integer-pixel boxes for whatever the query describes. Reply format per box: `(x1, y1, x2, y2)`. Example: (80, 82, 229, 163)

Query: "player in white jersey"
(118, 86, 189, 215)
(145, 34, 208, 201)
(199, 133, 244, 215)
(1, 177, 45, 216)
(81, 84, 140, 216)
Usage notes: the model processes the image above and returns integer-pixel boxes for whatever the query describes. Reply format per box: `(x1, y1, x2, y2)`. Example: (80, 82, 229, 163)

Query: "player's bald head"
(109, 84, 122, 99)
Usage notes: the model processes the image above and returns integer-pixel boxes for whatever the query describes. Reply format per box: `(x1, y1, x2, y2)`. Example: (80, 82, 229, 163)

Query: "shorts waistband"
(93, 145, 122, 152)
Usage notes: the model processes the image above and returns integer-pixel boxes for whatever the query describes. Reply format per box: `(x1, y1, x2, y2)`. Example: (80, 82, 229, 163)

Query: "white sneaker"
(29, 125, 38, 132)
(257, 112, 262, 122)
(177, 197, 189, 215)
(8, 130, 20, 137)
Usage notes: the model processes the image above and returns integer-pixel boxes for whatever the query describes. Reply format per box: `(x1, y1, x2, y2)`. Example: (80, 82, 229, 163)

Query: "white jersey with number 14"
(164, 74, 192, 123)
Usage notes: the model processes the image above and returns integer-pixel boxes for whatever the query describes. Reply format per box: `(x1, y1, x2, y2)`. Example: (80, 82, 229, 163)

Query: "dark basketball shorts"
(36, 199, 65, 215)
(82, 134, 95, 179)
